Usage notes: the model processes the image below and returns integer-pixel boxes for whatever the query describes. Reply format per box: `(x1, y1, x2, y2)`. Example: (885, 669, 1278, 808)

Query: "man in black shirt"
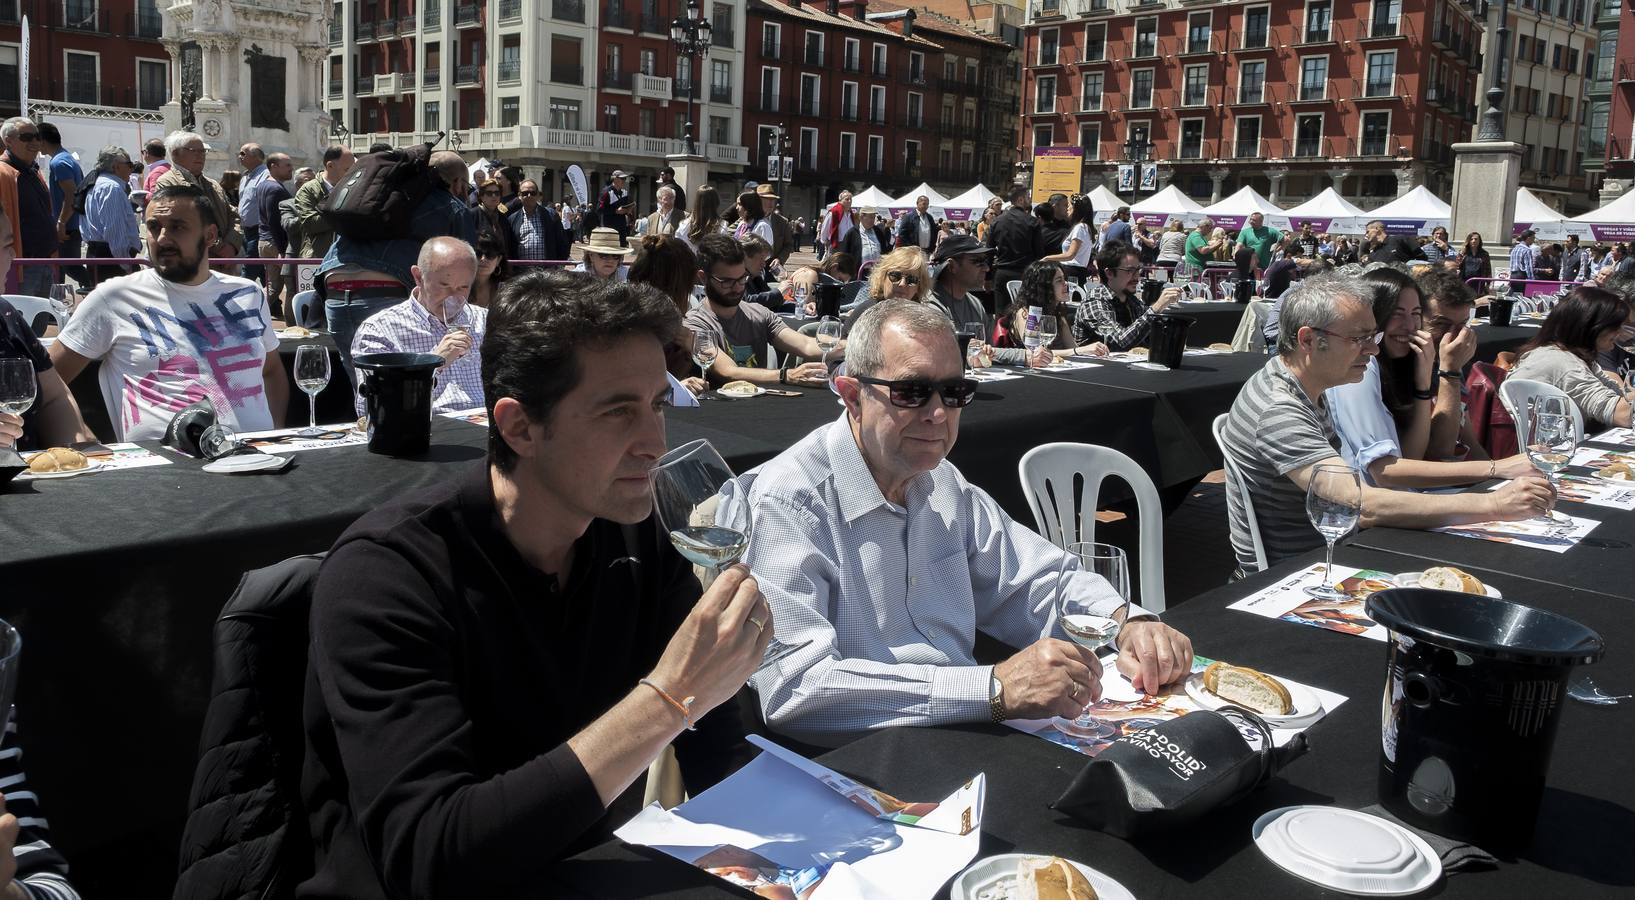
(1363, 218, 1426, 265)
(0, 297, 90, 450)
(301, 270, 771, 900)
(987, 186, 1042, 298)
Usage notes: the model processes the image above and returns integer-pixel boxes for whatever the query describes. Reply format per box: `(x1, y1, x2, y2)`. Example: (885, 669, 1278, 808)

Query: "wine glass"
(1037, 316, 1059, 359)
(48, 284, 72, 316)
(1051, 542, 1131, 740)
(817, 316, 843, 393)
(651, 439, 796, 670)
(1526, 411, 1577, 523)
(691, 332, 718, 383)
(292, 344, 332, 437)
(1303, 465, 1362, 601)
(0, 359, 37, 446)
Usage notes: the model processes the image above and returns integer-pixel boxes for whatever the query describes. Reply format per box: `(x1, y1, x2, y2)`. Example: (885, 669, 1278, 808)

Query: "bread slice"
(1202, 661, 1293, 715)
(1015, 857, 1098, 900)
(27, 447, 88, 473)
(1419, 566, 1484, 595)
(719, 380, 758, 397)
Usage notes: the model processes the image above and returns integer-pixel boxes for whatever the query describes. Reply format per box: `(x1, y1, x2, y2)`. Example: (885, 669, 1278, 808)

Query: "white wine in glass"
(293, 344, 332, 437)
(1051, 542, 1131, 741)
(1525, 411, 1576, 523)
(1303, 465, 1362, 601)
(0, 360, 37, 437)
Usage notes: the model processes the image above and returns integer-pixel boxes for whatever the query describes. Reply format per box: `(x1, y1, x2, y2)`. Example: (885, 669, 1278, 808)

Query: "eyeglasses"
(519, 190, 538, 196)
(708, 273, 750, 287)
(1313, 328, 1384, 350)
(1111, 266, 1143, 275)
(853, 374, 980, 409)
(479, 249, 501, 259)
(15, 132, 37, 141)
(885, 271, 921, 286)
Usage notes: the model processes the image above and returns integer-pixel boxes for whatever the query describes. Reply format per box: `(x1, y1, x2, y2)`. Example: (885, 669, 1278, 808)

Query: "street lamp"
(670, 0, 712, 157)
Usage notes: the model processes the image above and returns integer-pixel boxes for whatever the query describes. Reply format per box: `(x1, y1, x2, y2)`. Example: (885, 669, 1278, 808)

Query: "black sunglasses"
(519, 190, 538, 196)
(885, 271, 921, 285)
(853, 374, 979, 409)
(16, 132, 37, 141)
(479, 249, 501, 259)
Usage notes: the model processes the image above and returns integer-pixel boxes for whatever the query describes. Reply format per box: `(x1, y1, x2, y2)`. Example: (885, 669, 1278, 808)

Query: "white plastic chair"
(1005, 280, 1022, 303)
(1018, 442, 1167, 613)
(1212, 414, 1270, 575)
(1499, 378, 1586, 445)
(1066, 281, 1088, 309)
(3, 295, 64, 336)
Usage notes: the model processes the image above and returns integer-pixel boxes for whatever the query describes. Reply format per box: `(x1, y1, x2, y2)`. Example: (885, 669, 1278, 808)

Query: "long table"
(557, 543, 1635, 898)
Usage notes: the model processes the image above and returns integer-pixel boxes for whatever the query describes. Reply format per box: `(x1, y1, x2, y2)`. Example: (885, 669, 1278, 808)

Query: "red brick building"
(1602, 0, 1635, 195)
(0, 0, 168, 116)
(1021, 0, 1485, 209)
(744, 0, 1019, 219)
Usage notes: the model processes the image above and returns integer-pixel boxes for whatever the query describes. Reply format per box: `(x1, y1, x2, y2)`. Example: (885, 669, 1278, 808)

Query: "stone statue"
(179, 87, 197, 131)
(243, 44, 289, 131)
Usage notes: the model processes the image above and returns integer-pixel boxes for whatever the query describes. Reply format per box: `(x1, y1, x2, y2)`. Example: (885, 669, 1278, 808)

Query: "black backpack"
(71, 169, 100, 216)
(318, 135, 443, 240)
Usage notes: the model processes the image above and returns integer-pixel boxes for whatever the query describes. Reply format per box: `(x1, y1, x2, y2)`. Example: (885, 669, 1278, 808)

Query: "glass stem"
(308, 393, 317, 430)
(1323, 537, 1336, 587)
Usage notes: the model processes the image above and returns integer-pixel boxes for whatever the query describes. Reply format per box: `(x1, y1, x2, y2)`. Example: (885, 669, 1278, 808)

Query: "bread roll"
(1015, 857, 1098, 900)
(27, 447, 88, 473)
(720, 380, 758, 397)
(1202, 661, 1293, 715)
(1419, 566, 1484, 595)
(1208, 342, 1233, 351)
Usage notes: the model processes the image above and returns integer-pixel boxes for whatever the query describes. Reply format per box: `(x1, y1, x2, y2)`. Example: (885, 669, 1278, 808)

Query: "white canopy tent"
(1363, 185, 1451, 237)
(1556, 190, 1635, 243)
(940, 184, 1000, 222)
(849, 185, 898, 210)
(1130, 185, 1206, 228)
(1086, 185, 1129, 225)
(888, 182, 953, 217)
(1197, 186, 1292, 232)
(1522, 189, 1596, 242)
(1282, 188, 1368, 234)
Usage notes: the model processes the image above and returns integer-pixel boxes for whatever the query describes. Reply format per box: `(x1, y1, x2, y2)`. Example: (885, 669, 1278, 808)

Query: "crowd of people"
(8, 129, 1635, 897)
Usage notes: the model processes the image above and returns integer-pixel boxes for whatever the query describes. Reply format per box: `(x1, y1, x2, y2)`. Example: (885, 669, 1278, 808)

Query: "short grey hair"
(1, 117, 32, 141)
(294, 166, 315, 180)
(1276, 272, 1372, 356)
(164, 130, 204, 156)
(657, 185, 676, 201)
(846, 298, 954, 378)
(94, 145, 130, 171)
(416, 234, 477, 273)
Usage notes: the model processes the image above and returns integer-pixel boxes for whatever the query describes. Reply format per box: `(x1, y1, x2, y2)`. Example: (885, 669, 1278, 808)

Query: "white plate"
(276, 328, 324, 340)
(202, 452, 292, 474)
(715, 385, 766, 399)
(1389, 572, 1502, 599)
(1129, 361, 1171, 371)
(952, 853, 1136, 900)
(18, 456, 102, 479)
(1184, 669, 1324, 726)
(1253, 806, 1442, 896)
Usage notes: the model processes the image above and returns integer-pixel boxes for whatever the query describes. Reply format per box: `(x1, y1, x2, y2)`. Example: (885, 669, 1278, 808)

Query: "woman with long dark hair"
(1040, 194, 1095, 283)
(677, 184, 722, 252)
(627, 234, 709, 396)
(992, 261, 1109, 365)
(474, 178, 518, 258)
(1509, 285, 1635, 428)
(731, 190, 774, 245)
(1455, 231, 1492, 282)
(1326, 267, 1535, 486)
(470, 230, 511, 309)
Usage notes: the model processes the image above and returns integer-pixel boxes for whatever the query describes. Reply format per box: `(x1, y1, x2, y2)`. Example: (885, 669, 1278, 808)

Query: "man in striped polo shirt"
(1219, 274, 1554, 576)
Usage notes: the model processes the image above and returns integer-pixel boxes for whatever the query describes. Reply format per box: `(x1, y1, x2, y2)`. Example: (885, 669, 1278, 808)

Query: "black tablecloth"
(1472, 321, 1538, 363)
(557, 544, 1635, 898)
(1170, 302, 1250, 347)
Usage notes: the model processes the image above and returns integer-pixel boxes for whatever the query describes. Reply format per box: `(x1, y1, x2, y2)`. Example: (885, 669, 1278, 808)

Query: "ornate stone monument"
(1450, 88, 1525, 246)
(160, 0, 331, 175)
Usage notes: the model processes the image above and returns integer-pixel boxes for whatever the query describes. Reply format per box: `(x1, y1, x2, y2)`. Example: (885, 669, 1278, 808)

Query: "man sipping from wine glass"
(350, 236, 487, 416)
(742, 300, 1194, 748)
(1218, 273, 1553, 577)
(302, 269, 771, 898)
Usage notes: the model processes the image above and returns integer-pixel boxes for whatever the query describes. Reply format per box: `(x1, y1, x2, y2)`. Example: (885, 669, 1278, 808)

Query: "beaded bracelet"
(639, 678, 698, 732)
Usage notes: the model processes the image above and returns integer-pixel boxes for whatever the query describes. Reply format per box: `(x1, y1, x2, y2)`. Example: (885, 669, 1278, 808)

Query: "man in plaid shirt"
(351, 236, 487, 416)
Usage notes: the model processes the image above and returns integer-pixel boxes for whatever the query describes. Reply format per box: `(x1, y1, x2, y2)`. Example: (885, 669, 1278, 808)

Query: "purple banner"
(1378, 220, 1427, 235)
(1590, 223, 1635, 241)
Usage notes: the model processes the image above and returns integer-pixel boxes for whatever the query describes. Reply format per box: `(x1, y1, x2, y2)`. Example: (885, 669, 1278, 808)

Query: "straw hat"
(755, 183, 780, 201)
(577, 227, 635, 258)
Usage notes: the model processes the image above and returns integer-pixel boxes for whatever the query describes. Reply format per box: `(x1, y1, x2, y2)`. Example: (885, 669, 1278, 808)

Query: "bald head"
(413, 236, 478, 318)
(430, 151, 469, 194)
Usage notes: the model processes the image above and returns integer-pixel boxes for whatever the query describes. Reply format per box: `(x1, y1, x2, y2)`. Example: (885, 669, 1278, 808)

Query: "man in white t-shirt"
(50, 183, 286, 441)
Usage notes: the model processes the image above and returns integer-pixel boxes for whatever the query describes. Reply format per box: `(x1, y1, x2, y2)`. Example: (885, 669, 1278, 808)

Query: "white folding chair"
(1499, 378, 1586, 444)
(1212, 414, 1270, 575)
(1006, 280, 1022, 303)
(1018, 442, 1167, 613)
(3, 295, 64, 337)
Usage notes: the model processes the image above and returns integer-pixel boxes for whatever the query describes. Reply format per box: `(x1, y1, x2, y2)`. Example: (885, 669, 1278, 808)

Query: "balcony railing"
(867, 109, 888, 125)
(903, 113, 924, 128)
(552, 0, 583, 22)
(605, 2, 632, 27)
(1368, 16, 1398, 38)
(356, 20, 376, 40)
(799, 97, 820, 116)
(424, 67, 442, 87)
(873, 61, 888, 77)
(710, 83, 732, 103)
(605, 68, 632, 89)
(844, 55, 863, 73)
(640, 12, 665, 33)
(356, 74, 376, 94)
(328, 78, 343, 97)
(457, 4, 481, 26)
(1232, 139, 1262, 159)
(134, 9, 162, 37)
(1354, 75, 1404, 99)
(762, 40, 782, 59)
(908, 69, 926, 85)
(841, 102, 859, 121)
(760, 92, 781, 112)
(378, 17, 398, 37)
(551, 64, 583, 84)
(635, 73, 673, 100)
(675, 78, 694, 97)
(499, 60, 522, 83)
(805, 47, 825, 66)
(454, 64, 482, 86)
(400, 14, 417, 31)
(424, 2, 441, 28)
(501, 0, 523, 20)
(330, 20, 343, 43)
(712, 26, 734, 48)
(62, 4, 108, 32)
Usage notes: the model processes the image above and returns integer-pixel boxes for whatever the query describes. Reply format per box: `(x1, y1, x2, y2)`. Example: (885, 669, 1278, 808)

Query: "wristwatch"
(1437, 370, 1462, 382)
(988, 672, 1006, 723)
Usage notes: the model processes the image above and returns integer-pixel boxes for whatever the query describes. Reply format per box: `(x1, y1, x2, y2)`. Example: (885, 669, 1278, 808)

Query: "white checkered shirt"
(744, 414, 1148, 748)
(350, 292, 487, 416)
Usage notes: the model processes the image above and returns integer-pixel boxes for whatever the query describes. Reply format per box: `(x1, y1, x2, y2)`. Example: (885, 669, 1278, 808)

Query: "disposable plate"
(952, 853, 1136, 900)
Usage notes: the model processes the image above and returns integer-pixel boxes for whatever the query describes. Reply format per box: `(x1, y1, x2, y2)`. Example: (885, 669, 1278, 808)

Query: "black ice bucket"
(1489, 295, 1517, 327)
(817, 282, 843, 320)
(1146, 314, 1195, 369)
(353, 352, 444, 456)
(1366, 588, 1604, 852)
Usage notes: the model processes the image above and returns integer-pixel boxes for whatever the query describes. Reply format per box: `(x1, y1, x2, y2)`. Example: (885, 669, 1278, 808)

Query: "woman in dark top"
(475, 178, 519, 259)
(628, 233, 708, 395)
(0, 298, 89, 450)
(992, 261, 1107, 362)
(1456, 231, 1493, 283)
(470, 230, 512, 310)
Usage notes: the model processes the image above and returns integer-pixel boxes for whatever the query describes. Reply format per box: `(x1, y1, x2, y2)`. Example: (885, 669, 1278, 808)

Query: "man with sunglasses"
(685, 233, 837, 388)
(743, 300, 1193, 748)
(0, 118, 59, 297)
(508, 179, 570, 262)
(1218, 274, 1553, 576)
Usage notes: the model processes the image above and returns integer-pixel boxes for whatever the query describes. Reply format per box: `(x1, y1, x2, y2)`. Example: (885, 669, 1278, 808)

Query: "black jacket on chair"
(174, 554, 326, 900)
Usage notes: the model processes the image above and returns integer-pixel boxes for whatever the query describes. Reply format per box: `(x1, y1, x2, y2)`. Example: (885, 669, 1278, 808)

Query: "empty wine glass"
(1303, 465, 1362, 601)
(691, 332, 718, 383)
(0, 359, 37, 446)
(817, 316, 843, 393)
(293, 344, 332, 437)
(48, 284, 72, 315)
(1052, 542, 1131, 740)
(1038, 315, 1058, 356)
(1526, 411, 1576, 523)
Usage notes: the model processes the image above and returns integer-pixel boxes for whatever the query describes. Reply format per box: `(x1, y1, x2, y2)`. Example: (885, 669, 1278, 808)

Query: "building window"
(761, 67, 780, 111)
(870, 84, 886, 122)
(1131, 69, 1153, 108)
(639, 48, 656, 75)
(500, 96, 520, 126)
(804, 30, 824, 66)
(1243, 6, 1269, 48)
(424, 100, 440, 131)
(1187, 12, 1211, 53)
(711, 59, 731, 102)
(909, 51, 925, 83)
(1370, 0, 1400, 37)
(1238, 61, 1265, 103)
(1295, 113, 1322, 156)
(1180, 118, 1204, 158)
(1134, 18, 1157, 58)
(1036, 74, 1056, 113)
(1039, 27, 1059, 65)
(1081, 72, 1103, 111)
(1234, 117, 1260, 157)
(872, 43, 887, 76)
(907, 91, 922, 126)
(844, 37, 860, 71)
(799, 126, 818, 169)
(1079, 122, 1100, 160)
(604, 104, 621, 133)
(1084, 23, 1106, 61)
(842, 81, 859, 119)
(65, 51, 98, 104)
(548, 97, 580, 130)
(904, 139, 921, 172)
(501, 37, 522, 84)
(1361, 110, 1390, 155)
(1033, 124, 1054, 151)
(1365, 50, 1395, 96)
(867, 134, 884, 171)
(761, 22, 780, 57)
(1304, 0, 1331, 42)
(136, 58, 168, 109)
(840, 131, 856, 169)
(1183, 64, 1207, 106)
(799, 73, 820, 116)
(1300, 56, 1327, 100)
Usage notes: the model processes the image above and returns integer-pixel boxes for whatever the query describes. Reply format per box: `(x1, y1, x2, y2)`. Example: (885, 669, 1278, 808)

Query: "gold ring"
(748, 615, 766, 632)
(1069, 681, 1080, 699)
